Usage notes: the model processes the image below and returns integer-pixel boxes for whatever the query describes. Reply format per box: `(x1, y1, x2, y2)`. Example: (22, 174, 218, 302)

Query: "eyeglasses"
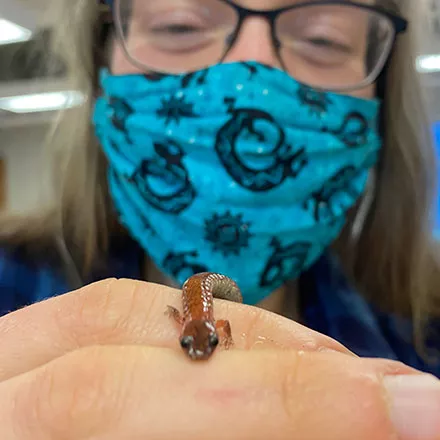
(110, 0, 407, 92)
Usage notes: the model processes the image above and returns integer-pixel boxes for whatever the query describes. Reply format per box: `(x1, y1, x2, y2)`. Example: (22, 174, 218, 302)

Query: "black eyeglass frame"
(109, 0, 408, 92)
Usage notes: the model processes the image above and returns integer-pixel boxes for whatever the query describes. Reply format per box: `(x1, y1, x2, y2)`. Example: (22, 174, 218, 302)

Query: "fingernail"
(384, 374, 440, 440)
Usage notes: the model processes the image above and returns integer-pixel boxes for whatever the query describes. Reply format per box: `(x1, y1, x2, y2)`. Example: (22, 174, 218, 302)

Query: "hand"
(0, 279, 438, 440)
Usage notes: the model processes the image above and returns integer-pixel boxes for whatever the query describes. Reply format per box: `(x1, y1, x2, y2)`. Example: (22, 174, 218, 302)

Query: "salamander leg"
(216, 319, 234, 349)
(165, 305, 184, 326)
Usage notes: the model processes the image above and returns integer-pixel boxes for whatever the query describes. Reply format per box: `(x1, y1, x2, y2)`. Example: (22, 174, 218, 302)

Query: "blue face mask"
(93, 61, 382, 304)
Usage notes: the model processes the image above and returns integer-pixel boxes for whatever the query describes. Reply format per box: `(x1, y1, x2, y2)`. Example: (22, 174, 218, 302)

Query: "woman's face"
(111, 0, 376, 99)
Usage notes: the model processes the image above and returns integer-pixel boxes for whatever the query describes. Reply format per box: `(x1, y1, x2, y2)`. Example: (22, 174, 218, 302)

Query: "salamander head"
(180, 320, 219, 360)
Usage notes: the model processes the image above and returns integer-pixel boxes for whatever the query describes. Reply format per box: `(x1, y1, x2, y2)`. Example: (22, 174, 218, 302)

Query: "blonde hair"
(1, 0, 439, 360)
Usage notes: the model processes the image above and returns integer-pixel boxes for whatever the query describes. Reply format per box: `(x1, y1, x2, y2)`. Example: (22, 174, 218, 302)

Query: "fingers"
(0, 278, 353, 381)
(1, 346, 436, 440)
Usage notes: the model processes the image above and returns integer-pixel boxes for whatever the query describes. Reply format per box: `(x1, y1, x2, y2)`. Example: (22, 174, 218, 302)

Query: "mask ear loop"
(351, 169, 376, 242)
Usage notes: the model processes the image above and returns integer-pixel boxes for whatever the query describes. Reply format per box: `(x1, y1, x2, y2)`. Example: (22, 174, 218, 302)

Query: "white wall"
(0, 123, 51, 212)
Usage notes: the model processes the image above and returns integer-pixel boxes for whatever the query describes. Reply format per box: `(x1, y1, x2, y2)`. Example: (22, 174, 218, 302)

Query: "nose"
(224, 17, 282, 69)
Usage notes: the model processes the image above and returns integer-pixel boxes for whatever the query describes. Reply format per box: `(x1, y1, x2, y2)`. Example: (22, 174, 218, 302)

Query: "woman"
(0, 0, 439, 438)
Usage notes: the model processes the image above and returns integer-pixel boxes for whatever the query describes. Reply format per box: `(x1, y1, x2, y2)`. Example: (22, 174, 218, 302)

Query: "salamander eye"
(209, 334, 219, 348)
(180, 336, 194, 349)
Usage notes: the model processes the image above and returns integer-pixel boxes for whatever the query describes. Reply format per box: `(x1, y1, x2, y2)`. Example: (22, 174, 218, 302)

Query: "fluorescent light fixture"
(0, 91, 86, 114)
(416, 54, 440, 73)
(0, 18, 32, 45)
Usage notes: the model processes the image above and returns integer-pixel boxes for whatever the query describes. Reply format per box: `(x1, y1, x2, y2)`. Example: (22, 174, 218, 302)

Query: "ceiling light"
(416, 54, 440, 73)
(0, 18, 32, 45)
(0, 91, 86, 114)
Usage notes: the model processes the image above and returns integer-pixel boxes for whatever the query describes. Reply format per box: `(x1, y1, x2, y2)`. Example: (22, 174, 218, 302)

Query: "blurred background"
(0, 0, 439, 234)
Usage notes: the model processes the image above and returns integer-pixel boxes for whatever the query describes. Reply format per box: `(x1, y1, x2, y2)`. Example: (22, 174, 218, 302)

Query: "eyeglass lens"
(115, 0, 396, 91)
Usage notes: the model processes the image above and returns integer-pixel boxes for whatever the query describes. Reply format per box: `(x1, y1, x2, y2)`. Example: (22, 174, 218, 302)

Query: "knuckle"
(273, 353, 394, 440)
(55, 278, 137, 343)
(276, 351, 303, 423)
(27, 346, 121, 438)
(75, 278, 122, 332)
(242, 307, 267, 349)
(126, 280, 162, 334)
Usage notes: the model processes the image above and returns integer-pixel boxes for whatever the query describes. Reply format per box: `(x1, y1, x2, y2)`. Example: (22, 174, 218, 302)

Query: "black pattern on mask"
(163, 250, 209, 282)
(304, 166, 361, 222)
(110, 97, 134, 143)
(241, 62, 276, 79)
(323, 112, 369, 147)
(259, 238, 311, 287)
(144, 72, 168, 82)
(145, 68, 208, 88)
(215, 97, 308, 192)
(204, 211, 253, 256)
(131, 140, 196, 214)
(297, 84, 332, 117)
(181, 69, 209, 88)
(111, 169, 156, 235)
(156, 95, 199, 125)
(108, 139, 133, 164)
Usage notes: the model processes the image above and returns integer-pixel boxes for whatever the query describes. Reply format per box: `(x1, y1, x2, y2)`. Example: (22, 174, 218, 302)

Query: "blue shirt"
(0, 239, 438, 376)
